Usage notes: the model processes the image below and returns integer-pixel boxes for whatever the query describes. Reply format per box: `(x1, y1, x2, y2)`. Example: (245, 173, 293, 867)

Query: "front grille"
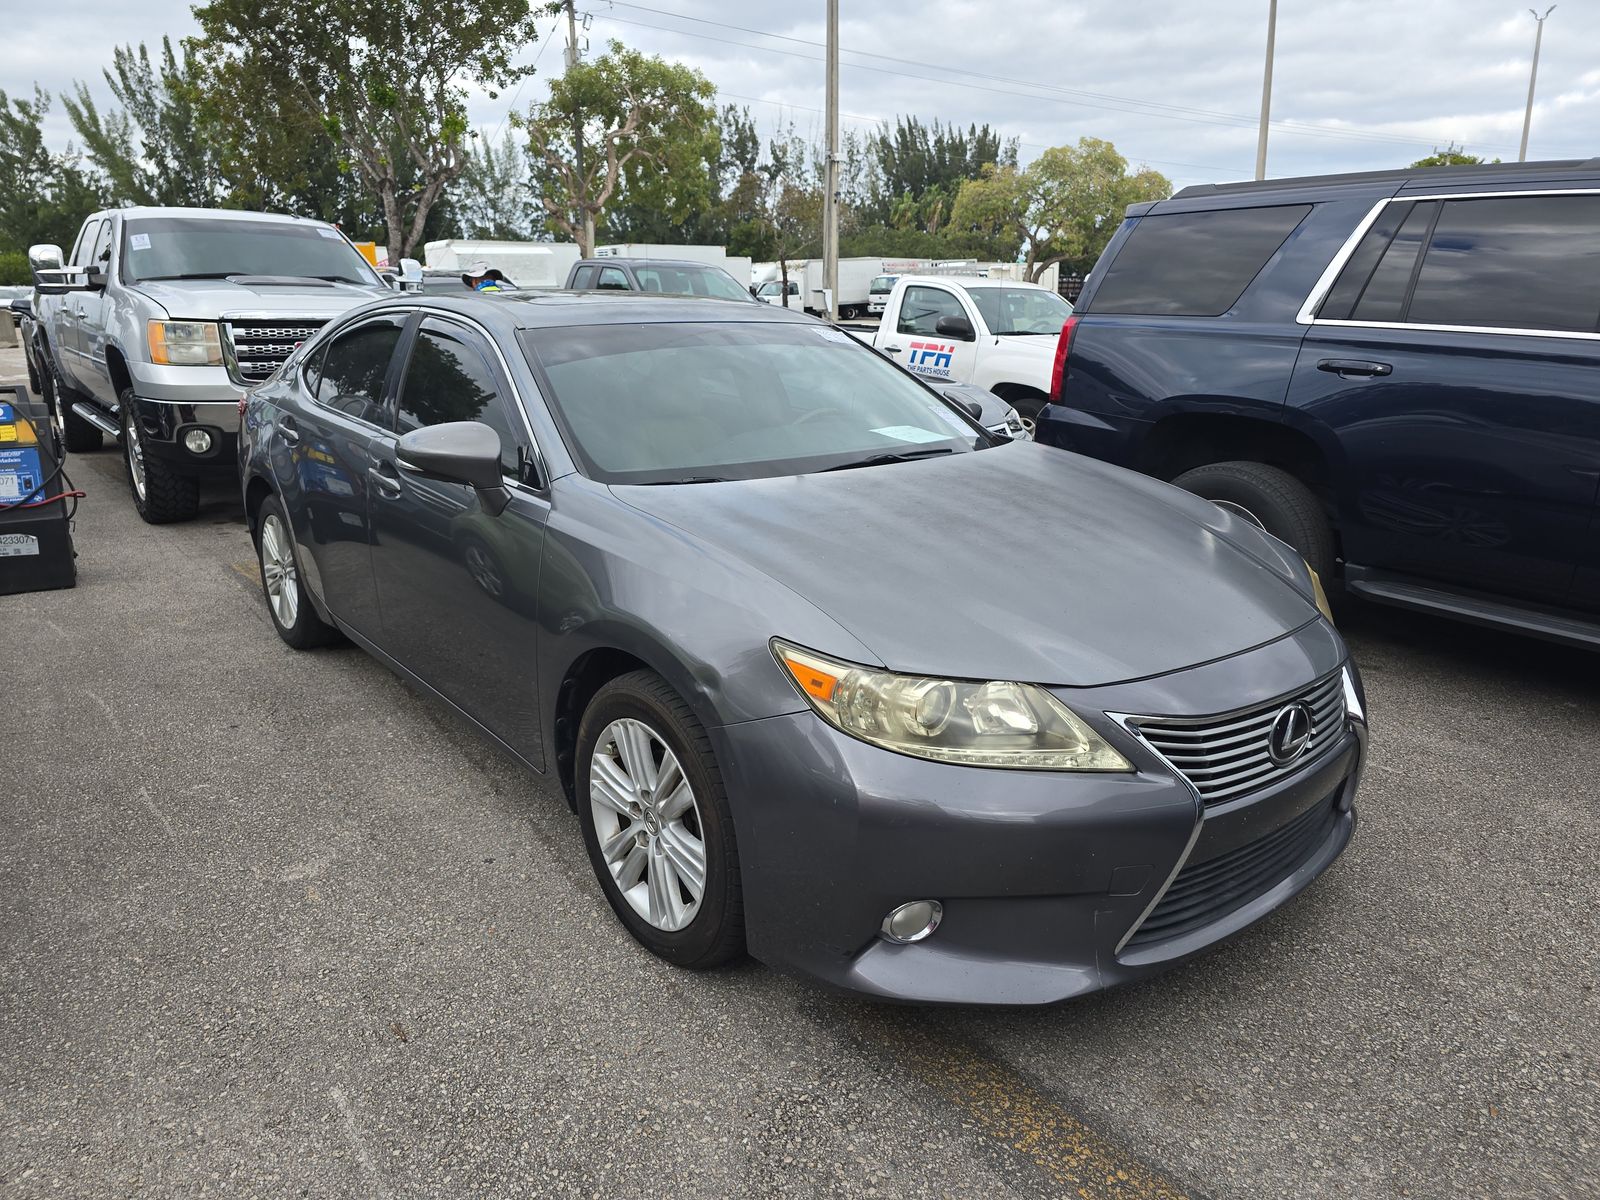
(1124, 796, 1337, 950)
(224, 320, 327, 382)
(1129, 671, 1346, 806)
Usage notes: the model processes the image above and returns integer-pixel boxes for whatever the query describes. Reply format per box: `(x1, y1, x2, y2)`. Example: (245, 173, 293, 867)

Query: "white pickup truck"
(870, 275, 1073, 425)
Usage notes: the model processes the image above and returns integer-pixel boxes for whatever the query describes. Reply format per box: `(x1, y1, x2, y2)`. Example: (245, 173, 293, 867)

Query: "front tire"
(121, 389, 199, 523)
(1173, 460, 1335, 580)
(255, 495, 340, 649)
(576, 671, 744, 969)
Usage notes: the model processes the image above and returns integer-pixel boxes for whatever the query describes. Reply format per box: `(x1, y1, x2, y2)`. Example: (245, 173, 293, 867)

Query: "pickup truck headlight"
(773, 640, 1132, 771)
(148, 320, 222, 367)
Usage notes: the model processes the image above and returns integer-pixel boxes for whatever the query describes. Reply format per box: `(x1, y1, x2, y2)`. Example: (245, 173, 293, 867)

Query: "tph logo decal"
(907, 340, 955, 376)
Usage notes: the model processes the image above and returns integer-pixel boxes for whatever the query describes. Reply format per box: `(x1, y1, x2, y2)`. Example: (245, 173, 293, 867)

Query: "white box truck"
(753, 258, 885, 319)
(423, 240, 581, 288)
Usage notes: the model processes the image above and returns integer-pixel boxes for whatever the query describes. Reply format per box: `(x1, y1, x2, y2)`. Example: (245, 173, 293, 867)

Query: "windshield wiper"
(136, 272, 237, 281)
(819, 447, 955, 473)
(638, 475, 731, 485)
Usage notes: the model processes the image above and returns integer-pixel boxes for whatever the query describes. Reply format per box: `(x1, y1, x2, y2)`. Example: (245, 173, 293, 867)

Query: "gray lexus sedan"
(239, 292, 1366, 1006)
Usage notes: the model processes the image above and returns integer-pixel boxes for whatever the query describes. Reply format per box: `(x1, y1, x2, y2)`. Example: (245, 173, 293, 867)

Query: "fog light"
(881, 900, 942, 944)
(183, 428, 214, 455)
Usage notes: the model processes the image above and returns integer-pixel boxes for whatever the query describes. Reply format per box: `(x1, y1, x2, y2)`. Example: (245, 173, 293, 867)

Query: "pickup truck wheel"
(120, 390, 199, 524)
(44, 365, 102, 453)
(1173, 461, 1335, 581)
(255, 496, 341, 649)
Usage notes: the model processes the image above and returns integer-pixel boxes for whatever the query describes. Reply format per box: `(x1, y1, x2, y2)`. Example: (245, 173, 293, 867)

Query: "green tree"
(756, 131, 824, 304)
(63, 38, 226, 207)
(457, 130, 535, 240)
(191, 0, 542, 262)
(864, 117, 1017, 228)
(951, 138, 1169, 282)
(1410, 143, 1494, 168)
(0, 88, 107, 264)
(524, 41, 717, 254)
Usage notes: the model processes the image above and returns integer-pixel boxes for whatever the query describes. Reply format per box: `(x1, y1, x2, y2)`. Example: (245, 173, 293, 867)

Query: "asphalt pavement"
(1, 359, 1595, 1198)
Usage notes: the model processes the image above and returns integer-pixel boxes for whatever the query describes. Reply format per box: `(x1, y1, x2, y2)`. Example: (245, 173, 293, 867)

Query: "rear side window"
(1090, 204, 1310, 316)
(1345, 201, 1438, 324)
(596, 266, 630, 290)
(315, 317, 404, 425)
(572, 265, 598, 289)
(1406, 195, 1600, 333)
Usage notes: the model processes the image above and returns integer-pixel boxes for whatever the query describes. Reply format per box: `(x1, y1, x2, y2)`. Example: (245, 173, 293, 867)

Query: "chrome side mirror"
(28, 244, 64, 273)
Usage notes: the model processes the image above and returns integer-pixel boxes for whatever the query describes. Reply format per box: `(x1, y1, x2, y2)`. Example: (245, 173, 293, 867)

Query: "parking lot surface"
(3, 387, 1596, 1197)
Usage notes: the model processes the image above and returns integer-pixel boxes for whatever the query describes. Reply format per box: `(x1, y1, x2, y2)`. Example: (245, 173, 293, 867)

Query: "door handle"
(883, 345, 902, 354)
(277, 415, 300, 446)
(1317, 358, 1391, 378)
(367, 460, 402, 498)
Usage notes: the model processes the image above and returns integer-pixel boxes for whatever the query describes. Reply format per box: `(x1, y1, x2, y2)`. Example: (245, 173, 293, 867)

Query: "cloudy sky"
(9, 0, 1598, 192)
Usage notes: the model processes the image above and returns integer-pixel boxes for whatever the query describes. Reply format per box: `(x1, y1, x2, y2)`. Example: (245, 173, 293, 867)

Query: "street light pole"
(1254, 0, 1277, 181)
(822, 0, 840, 322)
(1518, 5, 1556, 163)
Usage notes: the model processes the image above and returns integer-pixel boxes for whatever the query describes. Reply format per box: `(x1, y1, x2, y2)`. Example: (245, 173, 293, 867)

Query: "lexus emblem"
(1267, 702, 1314, 766)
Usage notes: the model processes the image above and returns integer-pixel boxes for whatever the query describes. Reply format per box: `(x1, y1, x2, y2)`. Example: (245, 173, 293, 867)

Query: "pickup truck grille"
(1128, 671, 1347, 806)
(224, 320, 327, 383)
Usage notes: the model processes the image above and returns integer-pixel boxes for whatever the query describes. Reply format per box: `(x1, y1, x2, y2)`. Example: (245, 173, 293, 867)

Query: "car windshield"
(968, 286, 1073, 334)
(869, 275, 897, 294)
(521, 321, 986, 484)
(631, 263, 750, 302)
(121, 217, 380, 286)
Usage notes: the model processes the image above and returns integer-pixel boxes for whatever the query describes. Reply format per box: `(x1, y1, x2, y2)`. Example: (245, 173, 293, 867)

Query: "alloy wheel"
(259, 513, 300, 629)
(590, 717, 707, 932)
(124, 412, 147, 501)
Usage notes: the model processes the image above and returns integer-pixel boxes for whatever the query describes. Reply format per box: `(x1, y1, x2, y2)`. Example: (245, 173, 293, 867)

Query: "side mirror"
(84, 265, 108, 291)
(399, 258, 424, 284)
(955, 397, 984, 421)
(28, 244, 63, 273)
(395, 421, 511, 515)
(379, 270, 400, 290)
(934, 314, 975, 341)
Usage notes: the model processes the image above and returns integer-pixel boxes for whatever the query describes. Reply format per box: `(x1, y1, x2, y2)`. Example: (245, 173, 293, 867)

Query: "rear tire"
(255, 495, 340, 649)
(43, 362, 102, 453)
(1172, 461, 1335, 580)
(576, 670, 745, 969)
(121, 389, 199, 523)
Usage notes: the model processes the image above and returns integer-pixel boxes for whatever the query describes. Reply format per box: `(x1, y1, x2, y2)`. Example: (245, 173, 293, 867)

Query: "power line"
(595, 2, 1514, 155)
(489, 14, 563, 145)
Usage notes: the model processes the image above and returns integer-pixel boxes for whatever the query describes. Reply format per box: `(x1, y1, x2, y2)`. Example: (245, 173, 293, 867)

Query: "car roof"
(392, 290, 818, 330)
(1170, 158, 1600, 203)
(105, 206, 338, 227)
(578, 257, 731, 270)
(893, 275, 1048, 290)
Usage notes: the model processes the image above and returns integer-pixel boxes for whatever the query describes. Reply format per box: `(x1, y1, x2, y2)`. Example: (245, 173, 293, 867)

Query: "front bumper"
(717, 619, 1364, 1005)
(128, 395, 240, 475)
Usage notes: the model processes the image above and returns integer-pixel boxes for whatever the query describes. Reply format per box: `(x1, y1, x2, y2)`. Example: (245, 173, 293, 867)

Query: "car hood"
(612, 442, 1320, 688)
(132, 277, 388, 320)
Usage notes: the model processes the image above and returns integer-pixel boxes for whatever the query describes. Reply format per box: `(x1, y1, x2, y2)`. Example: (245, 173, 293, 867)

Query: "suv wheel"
(255, 495, 341, 649)
(575, 670, 745, 969)
(120, 390, 199, 523)
(43, 363, 102, 453)
(1173, 461, 1336, 581)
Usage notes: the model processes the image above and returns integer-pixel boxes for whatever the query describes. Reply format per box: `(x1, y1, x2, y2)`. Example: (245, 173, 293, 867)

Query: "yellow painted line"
(868, 1016, 1190, 1199)
(231, 560, 262, 585)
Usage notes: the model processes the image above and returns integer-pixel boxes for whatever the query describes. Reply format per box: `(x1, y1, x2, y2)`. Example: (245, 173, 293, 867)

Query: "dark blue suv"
(1036, 158, 1600, 646)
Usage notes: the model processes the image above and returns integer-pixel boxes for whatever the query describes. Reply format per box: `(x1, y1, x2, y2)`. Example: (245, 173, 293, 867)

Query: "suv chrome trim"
(1296, 187, 1600, 333)
(1294, 199, 1389, 325)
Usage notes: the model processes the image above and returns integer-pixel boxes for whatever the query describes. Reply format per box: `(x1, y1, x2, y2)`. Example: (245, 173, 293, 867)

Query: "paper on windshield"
(871, 425, 946, 444)
(129, 234, 151, 251)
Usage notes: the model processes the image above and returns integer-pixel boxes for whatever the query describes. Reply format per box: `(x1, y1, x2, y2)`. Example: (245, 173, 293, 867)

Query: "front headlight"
(148, 320, 222, 367)
(773, 640, 1132, 771)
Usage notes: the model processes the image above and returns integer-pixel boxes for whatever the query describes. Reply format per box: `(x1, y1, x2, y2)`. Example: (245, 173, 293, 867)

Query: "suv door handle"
(882, 345, 902, 354)
(1317, 358, 1391, 378)
(277, 415, 300, 446)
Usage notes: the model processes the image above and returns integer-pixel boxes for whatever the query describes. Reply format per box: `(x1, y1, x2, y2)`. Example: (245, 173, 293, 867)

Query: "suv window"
(1091, 204, 1312, 316)
(1406, 195, 1600, 333)
(595, 266, 630, 291)
(68, 218, 96, 267)
(315, 316, 404, 425)
(572, 265, 598, 289)
(396, 319, 525, 479)
(897, 285, 965, 335)
(1346, 201, 1437, 324)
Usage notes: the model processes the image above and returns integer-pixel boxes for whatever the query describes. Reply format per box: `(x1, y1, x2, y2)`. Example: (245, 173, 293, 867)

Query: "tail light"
(1049, 314, 1079, 402)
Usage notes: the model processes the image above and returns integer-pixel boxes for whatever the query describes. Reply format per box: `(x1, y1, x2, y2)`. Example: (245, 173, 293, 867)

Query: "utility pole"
(822, 0, 840, 321)
(564, 0, 593, 253)
(1519, 6, 1556, 163)
(1254, 0, 1277, 181)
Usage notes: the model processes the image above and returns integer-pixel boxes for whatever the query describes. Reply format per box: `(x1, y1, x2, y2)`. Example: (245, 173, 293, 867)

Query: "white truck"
(423, 239, 582, 288)
(754, 257, 884, 319)
(870, 274, 1075, 426)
